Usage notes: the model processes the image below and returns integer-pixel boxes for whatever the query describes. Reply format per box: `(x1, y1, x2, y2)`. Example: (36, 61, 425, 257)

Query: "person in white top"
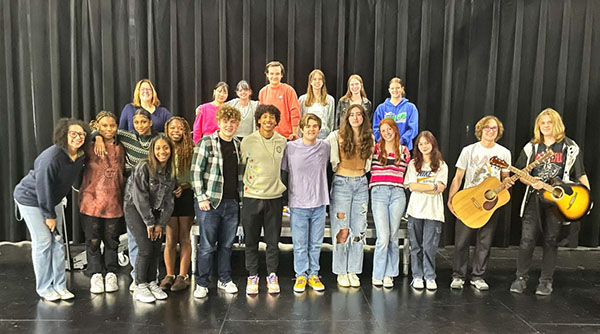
(225, 80, 258, 138)
(298, 69, 335, 139)
(405, 131, 448, 291)
(447, 116, 512, 291)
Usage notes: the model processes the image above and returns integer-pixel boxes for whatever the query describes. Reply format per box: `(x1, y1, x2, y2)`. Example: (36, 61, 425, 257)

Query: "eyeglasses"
(140, 88, 153, 93)
(483, 126, 498, 132)
(68, 131, 86, 139)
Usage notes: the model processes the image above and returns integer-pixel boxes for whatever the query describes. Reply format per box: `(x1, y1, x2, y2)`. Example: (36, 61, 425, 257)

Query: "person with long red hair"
(405, 131, 448, 290)
(369, 118, 410, 288)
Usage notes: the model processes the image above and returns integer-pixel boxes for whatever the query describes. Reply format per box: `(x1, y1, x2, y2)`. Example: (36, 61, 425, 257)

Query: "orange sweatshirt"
(258, 83, 300, 138)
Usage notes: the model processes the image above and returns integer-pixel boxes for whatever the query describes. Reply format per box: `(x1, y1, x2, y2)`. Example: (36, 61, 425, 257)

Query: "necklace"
(138, 134, 152, 150)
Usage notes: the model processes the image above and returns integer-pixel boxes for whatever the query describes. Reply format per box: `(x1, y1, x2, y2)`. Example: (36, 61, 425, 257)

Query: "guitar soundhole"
(484, 190, 497, 201)
(552, 187, 564, 200)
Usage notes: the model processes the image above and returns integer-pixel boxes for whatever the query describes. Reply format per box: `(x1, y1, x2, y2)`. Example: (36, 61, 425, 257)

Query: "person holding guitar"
(447, 116, 512, 290)
(510, 108, 590, 296)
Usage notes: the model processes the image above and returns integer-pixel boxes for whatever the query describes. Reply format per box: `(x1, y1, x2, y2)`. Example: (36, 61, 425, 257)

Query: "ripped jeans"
(330, 174, 369, 275)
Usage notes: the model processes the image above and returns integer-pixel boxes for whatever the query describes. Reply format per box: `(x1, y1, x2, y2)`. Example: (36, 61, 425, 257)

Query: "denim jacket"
(124, 161, 176, 227)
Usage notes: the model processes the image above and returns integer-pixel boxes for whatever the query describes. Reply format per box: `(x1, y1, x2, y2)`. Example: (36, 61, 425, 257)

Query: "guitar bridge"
(471, 198, 482, 210)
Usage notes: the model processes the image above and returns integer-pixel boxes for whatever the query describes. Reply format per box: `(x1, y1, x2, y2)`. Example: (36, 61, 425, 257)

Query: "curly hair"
(474, 115, 504, 142)
(165, 116, 194, 178)
(53, 118, 91, 152)
(147, 134, 176, 179)
(376, 118, 405, 166)
(339, 104, 373, 159)
(216, 105, 242, 123)
(254, 104, 281, 128)
(412, 131, 444, 173)
(89, 110, 117, 131)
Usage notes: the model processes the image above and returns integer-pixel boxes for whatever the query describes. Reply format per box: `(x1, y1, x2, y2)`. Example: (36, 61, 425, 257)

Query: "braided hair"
(164, 116, 194, 177)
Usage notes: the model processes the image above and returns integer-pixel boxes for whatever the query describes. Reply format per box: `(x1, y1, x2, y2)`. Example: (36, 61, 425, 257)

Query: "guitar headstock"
(489, 156, 508, 169)
(537, 149, 554, 163)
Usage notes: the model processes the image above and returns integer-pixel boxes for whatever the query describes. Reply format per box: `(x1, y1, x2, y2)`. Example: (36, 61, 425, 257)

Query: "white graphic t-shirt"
(456, 142, 511, 189)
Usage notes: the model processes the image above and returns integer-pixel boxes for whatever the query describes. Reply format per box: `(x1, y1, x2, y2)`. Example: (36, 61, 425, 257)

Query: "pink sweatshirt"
(193, 102, 219, 144)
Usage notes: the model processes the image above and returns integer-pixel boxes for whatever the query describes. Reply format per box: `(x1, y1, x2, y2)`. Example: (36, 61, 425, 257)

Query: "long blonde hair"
(132, 79, 161, 107)
(342, 74, 367, 100)
(532, 108, 565, 144)
(304, 69, 328, 107)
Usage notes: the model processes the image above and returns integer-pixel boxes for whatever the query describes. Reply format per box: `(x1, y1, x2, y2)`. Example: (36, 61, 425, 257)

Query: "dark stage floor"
(1, 243, 599, 334)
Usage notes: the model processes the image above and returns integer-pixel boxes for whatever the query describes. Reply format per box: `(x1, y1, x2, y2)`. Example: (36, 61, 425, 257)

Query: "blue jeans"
(16, 201, 67, 296)
(127, 225, 138, 280)
(371, 186, 406, 280)
(330, 174, 369, 275)
(408, 216, 442, 280)
(290, 206, 326, 277)
(195, 199, 239, 287)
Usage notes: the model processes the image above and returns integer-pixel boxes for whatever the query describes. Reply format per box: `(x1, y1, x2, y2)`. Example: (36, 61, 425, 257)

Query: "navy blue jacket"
(13, 145, 85, 219)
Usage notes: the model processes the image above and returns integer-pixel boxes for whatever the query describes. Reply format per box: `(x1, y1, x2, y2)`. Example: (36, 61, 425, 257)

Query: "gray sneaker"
(148, 281, 168, 300)
(510, 277, 527, 294)
(470, 279, 489, 291)
(450, 278, 465, 289)
(535, 281, 553, 296)
(134, 284, 155, 303)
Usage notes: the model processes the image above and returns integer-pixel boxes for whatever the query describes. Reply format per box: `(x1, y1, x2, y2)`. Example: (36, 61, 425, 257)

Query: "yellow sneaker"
(308, 275, 325, 291)
(294, 276, 307, 292)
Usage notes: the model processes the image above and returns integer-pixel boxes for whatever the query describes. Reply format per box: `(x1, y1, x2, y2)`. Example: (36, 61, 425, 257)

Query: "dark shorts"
(172, 188, 194, 217)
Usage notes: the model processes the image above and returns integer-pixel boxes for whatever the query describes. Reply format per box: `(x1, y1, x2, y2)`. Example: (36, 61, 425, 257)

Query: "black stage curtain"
(1, 0, 599, 246)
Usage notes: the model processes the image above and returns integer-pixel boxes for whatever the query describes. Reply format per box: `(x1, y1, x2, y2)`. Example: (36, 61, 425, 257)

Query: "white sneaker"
(450, 278, 465, 289)
(40, 290, 61, 302)
(134, 284, 155, 303)
(105, 273, 119, 292)
(470, 279, 489, 291)
(348, 273, 360, 287)
(90, 273, 104, 294)
(426, 279, 438, 290)
(217, 280, 238, 294)
(337, 274, 350, 287)
(148, 281, 168, 300)
(129, 281, 136, 292)
(57, 289, 75, 300)
(383, 277, 394, 288)
(411, 278, 424, 289)
(372, 277, 383, 287)
(194, 285, 208, 299)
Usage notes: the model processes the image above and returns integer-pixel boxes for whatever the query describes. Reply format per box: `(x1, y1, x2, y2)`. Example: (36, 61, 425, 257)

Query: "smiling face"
(133, 114, 152, 135)
(218, 117, 240, 140)
(153, 138, 171, 166)
(237, 87, 251, 101)
(538, 115, 553, 138)
(349, 78, 362, 95)
(266, 65, 283, 86)
(310, 72, 324, 92)
(167, 119, 184, 143)
(348, 107, 364, 129)
(67, 125, 86, 152)
(214, 86, 228, 104)
(139, 82, 154, 103)
(257, 112, 277, 136)
(417, 136, 432, 156)
(380, 123, 396, 143)
(481, 119, 499, 143)
(388, 81, 404, 99)
(301, 119, 320, 142)
(98, 116, 117, 142)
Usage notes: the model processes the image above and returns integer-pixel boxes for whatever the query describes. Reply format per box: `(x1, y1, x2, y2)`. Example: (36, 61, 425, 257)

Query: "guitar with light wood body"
(490, 157, 592, 221)
(451, 150, 554, 229)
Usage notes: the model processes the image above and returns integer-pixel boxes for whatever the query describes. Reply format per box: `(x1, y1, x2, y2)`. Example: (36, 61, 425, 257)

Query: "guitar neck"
(507, 166, 553, 192)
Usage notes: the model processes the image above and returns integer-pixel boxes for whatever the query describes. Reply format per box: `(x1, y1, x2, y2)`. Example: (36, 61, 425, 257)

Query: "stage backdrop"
(1, 0, 599, 246)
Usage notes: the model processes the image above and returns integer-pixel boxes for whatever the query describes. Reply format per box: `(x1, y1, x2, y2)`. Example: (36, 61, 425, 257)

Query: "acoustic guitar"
(490, 158, 592, 221)
(451, 150, 554, 229)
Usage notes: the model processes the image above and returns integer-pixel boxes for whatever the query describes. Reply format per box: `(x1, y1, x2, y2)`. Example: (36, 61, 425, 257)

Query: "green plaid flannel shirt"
(191, 132, 243, 208)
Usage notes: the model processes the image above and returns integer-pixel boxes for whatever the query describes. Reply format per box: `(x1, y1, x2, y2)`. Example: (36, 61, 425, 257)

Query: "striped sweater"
(369, 145, 410, 188)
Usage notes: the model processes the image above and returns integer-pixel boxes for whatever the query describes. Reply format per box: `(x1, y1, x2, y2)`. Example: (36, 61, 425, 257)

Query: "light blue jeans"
(371, 186, 406, 280)
(330, 174, 369, 275)
(127, 226, 138, 280)
(16, 201, 67, 297)
(407, 216, 442, 280)
(290, 205, 326, 277)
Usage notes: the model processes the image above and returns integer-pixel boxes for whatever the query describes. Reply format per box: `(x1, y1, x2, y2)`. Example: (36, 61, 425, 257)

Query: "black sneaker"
(535, 281, 553, 296)
(510, 277, 527, 294)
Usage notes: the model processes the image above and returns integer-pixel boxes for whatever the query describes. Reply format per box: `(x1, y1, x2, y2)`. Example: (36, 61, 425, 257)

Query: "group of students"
(13, 59, 589, 304)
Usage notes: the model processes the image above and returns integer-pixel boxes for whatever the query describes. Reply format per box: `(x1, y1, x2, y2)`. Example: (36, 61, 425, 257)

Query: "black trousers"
(452, 212, 498, 280)
(124, 202, 161, 285)
(516, 196, 562, 283)
(81, 214, 120, 275)
(241, 197, 283, 276)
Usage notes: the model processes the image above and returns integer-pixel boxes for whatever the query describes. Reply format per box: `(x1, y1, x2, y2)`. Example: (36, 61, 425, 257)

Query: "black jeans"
(241, 197, 282, 276)
(124, 202, 161, 285)
(516, 196, 561, 283)
(452, 212, 498, 280)
(81, 214, 120, 274)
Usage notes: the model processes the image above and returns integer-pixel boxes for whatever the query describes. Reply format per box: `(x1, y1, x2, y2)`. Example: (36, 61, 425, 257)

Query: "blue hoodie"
(373, 97, 418, 150)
